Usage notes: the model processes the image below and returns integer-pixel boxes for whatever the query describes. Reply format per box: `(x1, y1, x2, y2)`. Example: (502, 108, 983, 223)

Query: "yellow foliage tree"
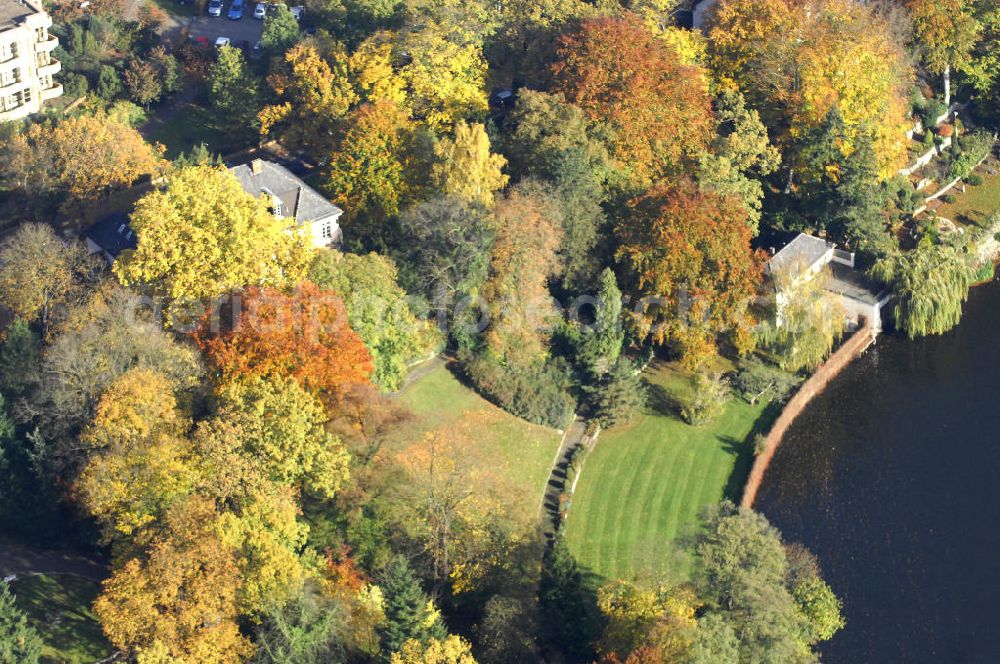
(114, 165, 313, 317)
(94, 496, 253, 663)
(597, 580, 699, 661)
(390, 636, 478, 664)
(707, 0, 912, 177)
(431, 121, 508, 207)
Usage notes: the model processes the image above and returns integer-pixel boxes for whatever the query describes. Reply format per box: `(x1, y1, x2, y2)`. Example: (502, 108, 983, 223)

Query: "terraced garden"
(563, 361, 775, 582)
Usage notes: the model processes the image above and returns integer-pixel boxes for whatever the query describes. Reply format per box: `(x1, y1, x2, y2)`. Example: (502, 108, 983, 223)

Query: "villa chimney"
(251, 158, 264, 175)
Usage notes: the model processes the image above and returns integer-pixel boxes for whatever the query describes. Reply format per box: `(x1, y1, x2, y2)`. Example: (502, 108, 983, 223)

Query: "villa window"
(321, 220, 333, 239)
(20, 88, 30, 104)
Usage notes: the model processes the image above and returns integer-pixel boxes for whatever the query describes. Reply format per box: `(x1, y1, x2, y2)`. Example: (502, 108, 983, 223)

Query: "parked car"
(215, 36, 231, 48)
(207, 0, 223, 16)
(290, 5, 304, 19)
(253, 2, 267, 18)
(228, 0, 244, 19)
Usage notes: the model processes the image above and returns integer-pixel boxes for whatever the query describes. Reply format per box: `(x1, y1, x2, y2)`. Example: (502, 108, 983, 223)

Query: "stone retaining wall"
(740, 323, 877, 508)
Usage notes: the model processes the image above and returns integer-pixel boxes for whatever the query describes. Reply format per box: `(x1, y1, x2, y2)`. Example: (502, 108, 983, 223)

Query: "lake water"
(756, 276, 1000, 663)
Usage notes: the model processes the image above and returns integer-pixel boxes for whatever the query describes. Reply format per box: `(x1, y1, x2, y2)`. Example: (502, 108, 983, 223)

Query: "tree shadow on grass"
(645, 382, 682, 419)
(719, 400, 783, 503)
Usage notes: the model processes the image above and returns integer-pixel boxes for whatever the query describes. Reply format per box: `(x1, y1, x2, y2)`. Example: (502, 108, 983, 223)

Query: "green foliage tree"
(760, 266, 846, 373)
(96, 64, 122, 100)
(0, 318, 41, 400)
(732, 358, 800, 405)
(679, 372, 730, 427)
(871, 244, 977, 338)
(396, 196, 494, 316)
(0, 582, 42, 664)
(310, 251, 434, 390)
(698, 89, 781, 236)
(208, 45, 261, 128)
(253, 584, 351, 663)
(502, 90, 610, 291)
(574, 268, 625, 376)
(538, 539, 600, 662)
(834, 131, 893, 258)
(587, 357, 643, 428)
(378, 556, 447, 659)
(263, 4, 301, 56)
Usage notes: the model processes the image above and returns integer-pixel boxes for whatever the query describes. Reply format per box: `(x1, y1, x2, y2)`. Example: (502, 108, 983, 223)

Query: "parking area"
(186, 7, 265, 49)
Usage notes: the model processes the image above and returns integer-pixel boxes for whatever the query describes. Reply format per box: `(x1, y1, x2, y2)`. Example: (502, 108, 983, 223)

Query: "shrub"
(947, 131, 996, 180)
(678, 372, 730, 426)
(938, 124, 954, 138)
(942, 194, 957, 204)
(463, 354, 576, 428)
(753, 433, 769, 456)
(732, 358, 801, 405)
(965, 174, 983, 186)
(920, 97, 948, 129)
(62, 72, 88, 99)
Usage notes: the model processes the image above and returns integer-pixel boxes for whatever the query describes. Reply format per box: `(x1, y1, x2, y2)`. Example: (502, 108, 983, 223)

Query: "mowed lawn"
(934, 159, 1000, 227)
(564, 361, 773, 582)
(397, 361, 564, 516)
(12, 574, 113, 664)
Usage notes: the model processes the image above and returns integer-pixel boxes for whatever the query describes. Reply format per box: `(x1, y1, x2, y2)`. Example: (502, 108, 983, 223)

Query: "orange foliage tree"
(616, 181, 763, 367)
(196, 282, 373, 404)
(551, 14, 714, 187)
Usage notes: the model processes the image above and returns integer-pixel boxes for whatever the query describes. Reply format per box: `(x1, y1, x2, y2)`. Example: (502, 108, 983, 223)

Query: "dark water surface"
(756, 277, 1000, 664)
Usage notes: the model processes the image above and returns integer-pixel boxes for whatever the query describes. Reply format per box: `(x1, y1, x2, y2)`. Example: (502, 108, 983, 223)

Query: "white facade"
(0, 0, 61, 122)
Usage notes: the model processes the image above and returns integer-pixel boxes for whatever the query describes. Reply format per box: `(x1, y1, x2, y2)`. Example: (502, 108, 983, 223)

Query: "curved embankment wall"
(741, 322, 877, 508)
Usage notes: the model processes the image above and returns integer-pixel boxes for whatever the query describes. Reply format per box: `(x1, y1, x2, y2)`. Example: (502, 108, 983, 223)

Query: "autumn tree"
(397, 20, 488, 131)
(758, 264, 846, 373)
(552, 15, 714, 188)
(75, 369, 197, 546)
(0, 114, 163, 203)
(214, 375, 351, 498)
(310, 250, 436, 390)
(123, 58, 163, 108)
(908, 0, 981, 106)
(349, 33, 408, 107)
(325, 100, 419, 250)
(596, 580, 699, 662)
(707, 0, 912, 178)
(431, 121, 508, 207)
(0, 224, 101, 335)
(260, 42, 358, 154)
(114, 165, 313, 316)
(616, 181, 762, 368)
(390, 636, 476, 664)
(197, 282, 373, 403)
(94, 496, 253, 663)
(482, 181, 564, 363)
(25, 284, 203, 467)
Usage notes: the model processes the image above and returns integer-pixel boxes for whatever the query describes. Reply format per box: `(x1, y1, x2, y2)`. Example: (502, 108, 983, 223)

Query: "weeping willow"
(870, 244, 977, 338)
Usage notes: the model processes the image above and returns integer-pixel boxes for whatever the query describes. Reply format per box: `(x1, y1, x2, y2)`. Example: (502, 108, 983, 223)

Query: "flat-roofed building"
(0, 0, 61, 121)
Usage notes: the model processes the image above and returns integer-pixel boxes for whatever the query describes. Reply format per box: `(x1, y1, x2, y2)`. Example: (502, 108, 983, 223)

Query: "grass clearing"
(11, 574, 113, 664)
(144, 102, 255, 159)
(933, 161, 1000, 228)
(563, 361, 775, 583)
(397, 361, 564, 516)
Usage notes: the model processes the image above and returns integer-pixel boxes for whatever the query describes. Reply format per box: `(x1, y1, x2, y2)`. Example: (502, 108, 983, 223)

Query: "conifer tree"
(0, 582, 42, 664)
(378, 557, 447, 659)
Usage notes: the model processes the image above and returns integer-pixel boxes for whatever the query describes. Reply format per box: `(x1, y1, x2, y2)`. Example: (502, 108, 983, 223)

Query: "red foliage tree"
(616, 180, 764, 366)
(196, 282, 373, 403)
(551, 15, 715, 186)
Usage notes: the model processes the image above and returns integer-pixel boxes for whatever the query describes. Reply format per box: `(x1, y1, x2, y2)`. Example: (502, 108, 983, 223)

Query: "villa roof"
(84, 213, 137, 259)
(768, 233, 834, 276)
(228, 159, 342, 224)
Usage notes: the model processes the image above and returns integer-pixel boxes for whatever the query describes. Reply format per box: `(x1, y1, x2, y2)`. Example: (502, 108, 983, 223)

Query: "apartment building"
(0, 0, 61, 122)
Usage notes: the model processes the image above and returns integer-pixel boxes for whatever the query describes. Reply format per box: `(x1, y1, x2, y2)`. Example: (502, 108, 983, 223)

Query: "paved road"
(0, 543, 107, 583)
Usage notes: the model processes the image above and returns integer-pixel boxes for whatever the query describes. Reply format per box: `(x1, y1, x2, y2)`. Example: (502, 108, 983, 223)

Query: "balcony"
(0, 78, 22, 96)
(37, 58, 60, 78)
(34, 35, 58, 53)
(40, 82, 62, 101)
